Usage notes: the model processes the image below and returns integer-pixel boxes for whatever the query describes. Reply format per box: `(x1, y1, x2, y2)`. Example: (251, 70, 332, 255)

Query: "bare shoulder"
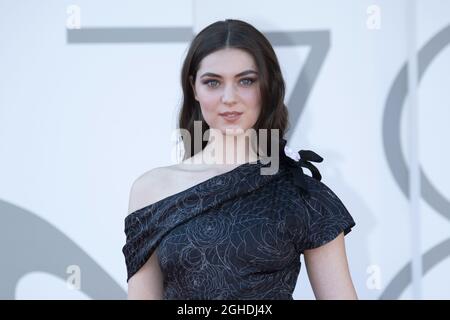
(127, 165, 178, 215)
(127, 162, 225, 216)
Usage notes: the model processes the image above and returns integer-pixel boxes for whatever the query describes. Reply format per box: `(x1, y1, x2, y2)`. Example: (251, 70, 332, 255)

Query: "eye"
(202, 79, 219, 88)
(202, 78, 257, 88)
(240, 78, 256, 86)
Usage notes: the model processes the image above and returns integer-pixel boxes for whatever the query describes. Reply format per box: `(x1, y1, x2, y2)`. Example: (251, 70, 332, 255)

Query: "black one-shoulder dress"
(122, 138, 356, 299)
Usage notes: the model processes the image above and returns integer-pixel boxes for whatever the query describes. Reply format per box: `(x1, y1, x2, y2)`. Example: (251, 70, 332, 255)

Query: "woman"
(122, 19, 357, 300)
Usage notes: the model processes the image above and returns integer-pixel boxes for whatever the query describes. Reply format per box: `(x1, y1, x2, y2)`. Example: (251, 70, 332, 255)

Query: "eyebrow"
(200, 70, 258, 79)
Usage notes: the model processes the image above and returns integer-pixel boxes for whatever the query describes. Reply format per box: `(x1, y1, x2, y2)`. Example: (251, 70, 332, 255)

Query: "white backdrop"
(0, 0, 449, 299)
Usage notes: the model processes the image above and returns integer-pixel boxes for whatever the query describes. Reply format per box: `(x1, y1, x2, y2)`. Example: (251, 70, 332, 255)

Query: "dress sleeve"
(122, 209, 160, 282)
(300, 179, 356, 251)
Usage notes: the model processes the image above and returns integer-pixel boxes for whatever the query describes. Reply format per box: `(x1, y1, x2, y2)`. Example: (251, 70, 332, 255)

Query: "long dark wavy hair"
(178, 19, 289, 160)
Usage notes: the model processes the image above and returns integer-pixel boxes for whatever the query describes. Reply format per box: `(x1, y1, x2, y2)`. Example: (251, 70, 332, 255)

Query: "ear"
(189, 75, 198, 101)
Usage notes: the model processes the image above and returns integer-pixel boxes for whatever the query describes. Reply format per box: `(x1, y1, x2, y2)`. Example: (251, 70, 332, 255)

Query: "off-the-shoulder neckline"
(125, 159, 264, 220)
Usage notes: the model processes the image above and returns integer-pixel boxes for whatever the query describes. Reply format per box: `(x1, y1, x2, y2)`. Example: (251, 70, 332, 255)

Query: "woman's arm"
(127, 251, 164, 299)
(126, 170, 165, 300)
(303, 232, 358, 299)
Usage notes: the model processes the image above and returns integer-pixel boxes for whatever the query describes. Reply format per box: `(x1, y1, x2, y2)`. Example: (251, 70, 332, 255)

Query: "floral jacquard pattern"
(122, 139, 356, 299)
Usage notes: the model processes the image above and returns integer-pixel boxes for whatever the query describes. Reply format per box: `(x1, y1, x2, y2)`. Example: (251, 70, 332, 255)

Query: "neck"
(206, 134, 259, 165)
(191, 129, 260, 166)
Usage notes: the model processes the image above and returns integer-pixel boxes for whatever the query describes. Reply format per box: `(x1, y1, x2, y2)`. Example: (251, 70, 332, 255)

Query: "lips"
(219, 112, 243, 116)
(219, 111, 243, 121)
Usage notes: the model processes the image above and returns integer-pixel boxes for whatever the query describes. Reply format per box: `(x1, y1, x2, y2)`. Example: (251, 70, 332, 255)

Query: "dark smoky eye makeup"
(240, 78, 258, 84)
(201, 77, 258, 86)
(201, 79, 217, 85)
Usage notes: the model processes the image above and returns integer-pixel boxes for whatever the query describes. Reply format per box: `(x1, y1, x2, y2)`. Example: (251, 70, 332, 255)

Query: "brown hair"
(178, 19, 289, 160)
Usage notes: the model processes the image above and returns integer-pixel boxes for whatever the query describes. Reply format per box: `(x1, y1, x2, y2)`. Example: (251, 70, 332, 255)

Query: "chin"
(221, 126, 250, 136)
(208, 121, 253, 136)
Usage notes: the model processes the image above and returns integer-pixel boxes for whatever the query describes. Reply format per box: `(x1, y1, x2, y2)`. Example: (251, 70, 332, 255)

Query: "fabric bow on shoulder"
(279, 138, 324, 195)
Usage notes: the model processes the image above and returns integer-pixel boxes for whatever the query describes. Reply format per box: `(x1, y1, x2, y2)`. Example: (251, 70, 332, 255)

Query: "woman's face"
(190, 48, 262, 136)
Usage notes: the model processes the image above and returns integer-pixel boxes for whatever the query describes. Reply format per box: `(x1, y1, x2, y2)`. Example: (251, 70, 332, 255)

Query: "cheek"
(197, 92, 220, 127)
(242, 89, 262, 116)
(197, 88, 220, 112)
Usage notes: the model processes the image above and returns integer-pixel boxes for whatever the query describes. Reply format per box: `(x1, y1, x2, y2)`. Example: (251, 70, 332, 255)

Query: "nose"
(221, 83, 237, 105)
